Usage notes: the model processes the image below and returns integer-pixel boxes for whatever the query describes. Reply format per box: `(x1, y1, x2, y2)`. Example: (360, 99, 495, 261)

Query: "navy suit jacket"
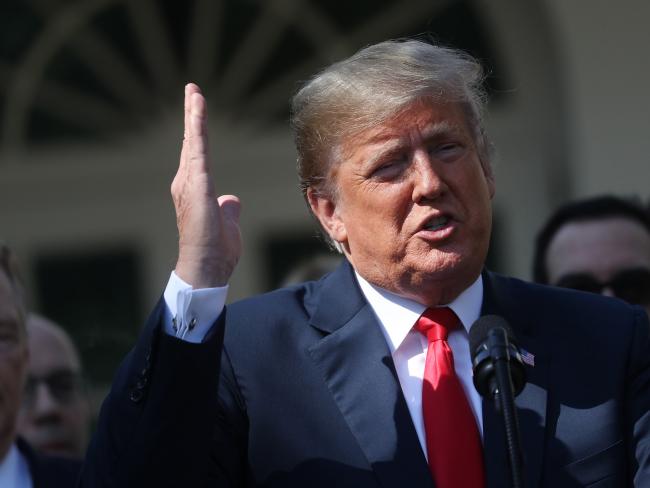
(81, 262, 650, 487)
(16, 438, 81, 488)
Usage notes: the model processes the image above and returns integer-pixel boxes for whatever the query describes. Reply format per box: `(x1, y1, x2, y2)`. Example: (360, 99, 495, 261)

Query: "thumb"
(218, 195, 241, 224)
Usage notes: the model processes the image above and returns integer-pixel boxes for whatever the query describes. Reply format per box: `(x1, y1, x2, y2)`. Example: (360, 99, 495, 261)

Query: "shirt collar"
(0, 443, 31, 488)
(354, 271, 484, 353)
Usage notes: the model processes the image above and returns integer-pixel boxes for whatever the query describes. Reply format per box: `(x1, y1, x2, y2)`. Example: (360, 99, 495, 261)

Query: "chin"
(411, 252, 481, 286)
(414, 250, 465, 275)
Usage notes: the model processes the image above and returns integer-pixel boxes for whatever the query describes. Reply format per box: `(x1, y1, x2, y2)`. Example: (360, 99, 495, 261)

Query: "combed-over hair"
(290, 39, 492, 248)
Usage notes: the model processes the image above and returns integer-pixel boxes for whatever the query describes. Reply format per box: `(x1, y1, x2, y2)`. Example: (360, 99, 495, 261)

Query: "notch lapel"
(307, 262, 433, 488)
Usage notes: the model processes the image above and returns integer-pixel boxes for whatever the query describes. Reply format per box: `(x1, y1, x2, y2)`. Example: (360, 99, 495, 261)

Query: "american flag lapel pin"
(519, 348, 535, 367)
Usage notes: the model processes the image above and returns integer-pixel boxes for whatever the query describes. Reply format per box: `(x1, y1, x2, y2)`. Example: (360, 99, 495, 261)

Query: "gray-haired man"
(82, 40, 650, 487)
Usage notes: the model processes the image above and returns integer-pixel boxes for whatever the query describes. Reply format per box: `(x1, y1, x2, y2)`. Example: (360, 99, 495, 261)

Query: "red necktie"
(415, 307, 485, 488)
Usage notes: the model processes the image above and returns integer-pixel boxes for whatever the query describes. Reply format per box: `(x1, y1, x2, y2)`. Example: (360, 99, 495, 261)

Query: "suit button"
(130, 388, 144, 403)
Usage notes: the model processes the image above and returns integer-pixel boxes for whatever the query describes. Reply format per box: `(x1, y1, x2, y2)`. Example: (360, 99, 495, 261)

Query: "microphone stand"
(488, 328, 525, 488)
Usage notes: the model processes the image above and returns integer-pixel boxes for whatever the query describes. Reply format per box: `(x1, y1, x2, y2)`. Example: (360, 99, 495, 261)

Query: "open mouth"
(422, 215, 450, 232)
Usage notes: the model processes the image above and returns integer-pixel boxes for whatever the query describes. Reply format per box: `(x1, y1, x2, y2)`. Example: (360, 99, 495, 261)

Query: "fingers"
(187, 92, 209, 170)
(179, 83, 210, 181)
(180, 84, 200, 178)
(184, 83, 200, 139)
(218, 195, 242, 224)
(185, 83, 204, 139)
(172, 85, 243, 288)
(189, 92, 207, 139)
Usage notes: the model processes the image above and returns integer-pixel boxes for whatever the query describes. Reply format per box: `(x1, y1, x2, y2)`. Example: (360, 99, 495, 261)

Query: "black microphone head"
(469, 315, 516, 355)
(469, 315, 526, 398)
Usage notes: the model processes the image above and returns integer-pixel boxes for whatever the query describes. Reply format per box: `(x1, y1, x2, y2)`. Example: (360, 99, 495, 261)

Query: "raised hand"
(171, 83, 242, 288)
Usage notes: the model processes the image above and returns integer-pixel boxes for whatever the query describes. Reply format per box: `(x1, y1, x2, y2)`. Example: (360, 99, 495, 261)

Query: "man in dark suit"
(81, 40, 650, 487)
(0, 242, 81, 487)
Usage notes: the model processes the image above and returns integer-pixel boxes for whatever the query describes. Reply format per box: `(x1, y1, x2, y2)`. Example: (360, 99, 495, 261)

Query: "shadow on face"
(309, 100, 494, 306)
(545, 217, 650, 318)
(16, 314, 90, 459)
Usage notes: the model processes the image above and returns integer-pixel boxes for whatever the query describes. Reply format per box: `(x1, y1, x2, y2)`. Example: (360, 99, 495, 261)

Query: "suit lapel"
(307, 262, 433, 488)
(481, 271, 549, 488)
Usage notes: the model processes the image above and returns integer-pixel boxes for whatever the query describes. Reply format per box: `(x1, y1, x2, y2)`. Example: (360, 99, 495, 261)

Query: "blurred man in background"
(17, 314, 90, 459)
(533, 195, 650, 318)
(0, 242, 80, 486)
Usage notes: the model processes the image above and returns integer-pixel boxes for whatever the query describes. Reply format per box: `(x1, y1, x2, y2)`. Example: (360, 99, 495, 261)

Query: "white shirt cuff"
(162, 271, 228, 343)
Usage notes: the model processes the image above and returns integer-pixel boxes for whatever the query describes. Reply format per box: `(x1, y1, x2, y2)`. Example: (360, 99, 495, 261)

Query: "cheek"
(10, 351, 27, 392)
(354, 204, 409, 243)
(462, 174, 493, 217)
(337, 178, 416, 248)
(0, 355, 26, 411)
(367, 186, 413, 223)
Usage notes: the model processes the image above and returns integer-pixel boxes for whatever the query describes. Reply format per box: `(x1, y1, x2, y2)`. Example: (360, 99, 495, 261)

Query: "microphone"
(469, 315, 526, 488)
(469, 315, 526, 401)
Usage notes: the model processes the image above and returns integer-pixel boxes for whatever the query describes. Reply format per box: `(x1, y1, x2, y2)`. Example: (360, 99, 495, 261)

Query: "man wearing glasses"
(17, 314, 90, 459)
(0, 243, 81, 487)
(534, 195, 650, 318)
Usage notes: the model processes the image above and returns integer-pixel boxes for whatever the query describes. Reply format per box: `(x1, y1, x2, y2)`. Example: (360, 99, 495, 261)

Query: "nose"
(411, 151, 447, 202)
(31, 383, 61, 418)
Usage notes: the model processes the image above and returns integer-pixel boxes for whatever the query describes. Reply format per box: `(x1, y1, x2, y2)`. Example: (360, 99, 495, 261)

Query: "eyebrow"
(360, 120, 459, 168)
(362, 140, 404, 169)
(364, 120, 456, 145)
(557, 267, 650, 283)
(419, 120, 457, 140)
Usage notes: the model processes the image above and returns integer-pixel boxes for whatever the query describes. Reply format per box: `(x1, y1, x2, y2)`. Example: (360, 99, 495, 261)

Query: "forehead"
(348, 100, 471, 148)
(546, 217, 650, 282)
(28, 323, 80, 373)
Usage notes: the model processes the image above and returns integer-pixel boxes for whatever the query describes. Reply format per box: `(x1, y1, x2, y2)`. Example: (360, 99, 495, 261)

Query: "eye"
(371, 157, 408, 180)
(428, 142, 464, 162)
(0, 321, 20, 350)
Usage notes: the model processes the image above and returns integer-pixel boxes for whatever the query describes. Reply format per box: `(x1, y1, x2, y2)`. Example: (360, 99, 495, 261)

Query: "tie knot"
(415, 307, 460, 342)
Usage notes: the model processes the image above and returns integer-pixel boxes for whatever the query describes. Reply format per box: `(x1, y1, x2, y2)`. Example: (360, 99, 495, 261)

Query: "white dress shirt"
(163, 272, 227, 343)
(354, 272, 484, 458)
(163, 269, 484, 457)
(0, 443, 33, 488)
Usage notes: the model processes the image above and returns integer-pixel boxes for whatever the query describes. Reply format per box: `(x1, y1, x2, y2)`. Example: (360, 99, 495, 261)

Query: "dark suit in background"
(16, 438, 81, 488)
(81, 262, 650, 487)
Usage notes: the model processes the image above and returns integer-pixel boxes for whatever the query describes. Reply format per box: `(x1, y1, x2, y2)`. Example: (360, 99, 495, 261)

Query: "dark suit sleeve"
(80, 299, 248, 487)
(626, 307, 650, 486)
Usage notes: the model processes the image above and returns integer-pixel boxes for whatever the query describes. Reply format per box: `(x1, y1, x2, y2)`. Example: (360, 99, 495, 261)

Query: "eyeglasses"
(555, 267, 650, 305)
(23, 370, 84, 407)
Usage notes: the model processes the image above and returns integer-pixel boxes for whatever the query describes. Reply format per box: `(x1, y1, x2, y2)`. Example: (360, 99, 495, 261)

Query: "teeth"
(425, 216, 448, 231)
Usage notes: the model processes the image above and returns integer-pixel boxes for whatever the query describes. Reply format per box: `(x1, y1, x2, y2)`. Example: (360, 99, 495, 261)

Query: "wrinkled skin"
(308, 100, 495, 306)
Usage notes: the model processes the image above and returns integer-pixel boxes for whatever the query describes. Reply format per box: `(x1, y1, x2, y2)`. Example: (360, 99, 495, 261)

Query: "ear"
(306, 187, 348, 244)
